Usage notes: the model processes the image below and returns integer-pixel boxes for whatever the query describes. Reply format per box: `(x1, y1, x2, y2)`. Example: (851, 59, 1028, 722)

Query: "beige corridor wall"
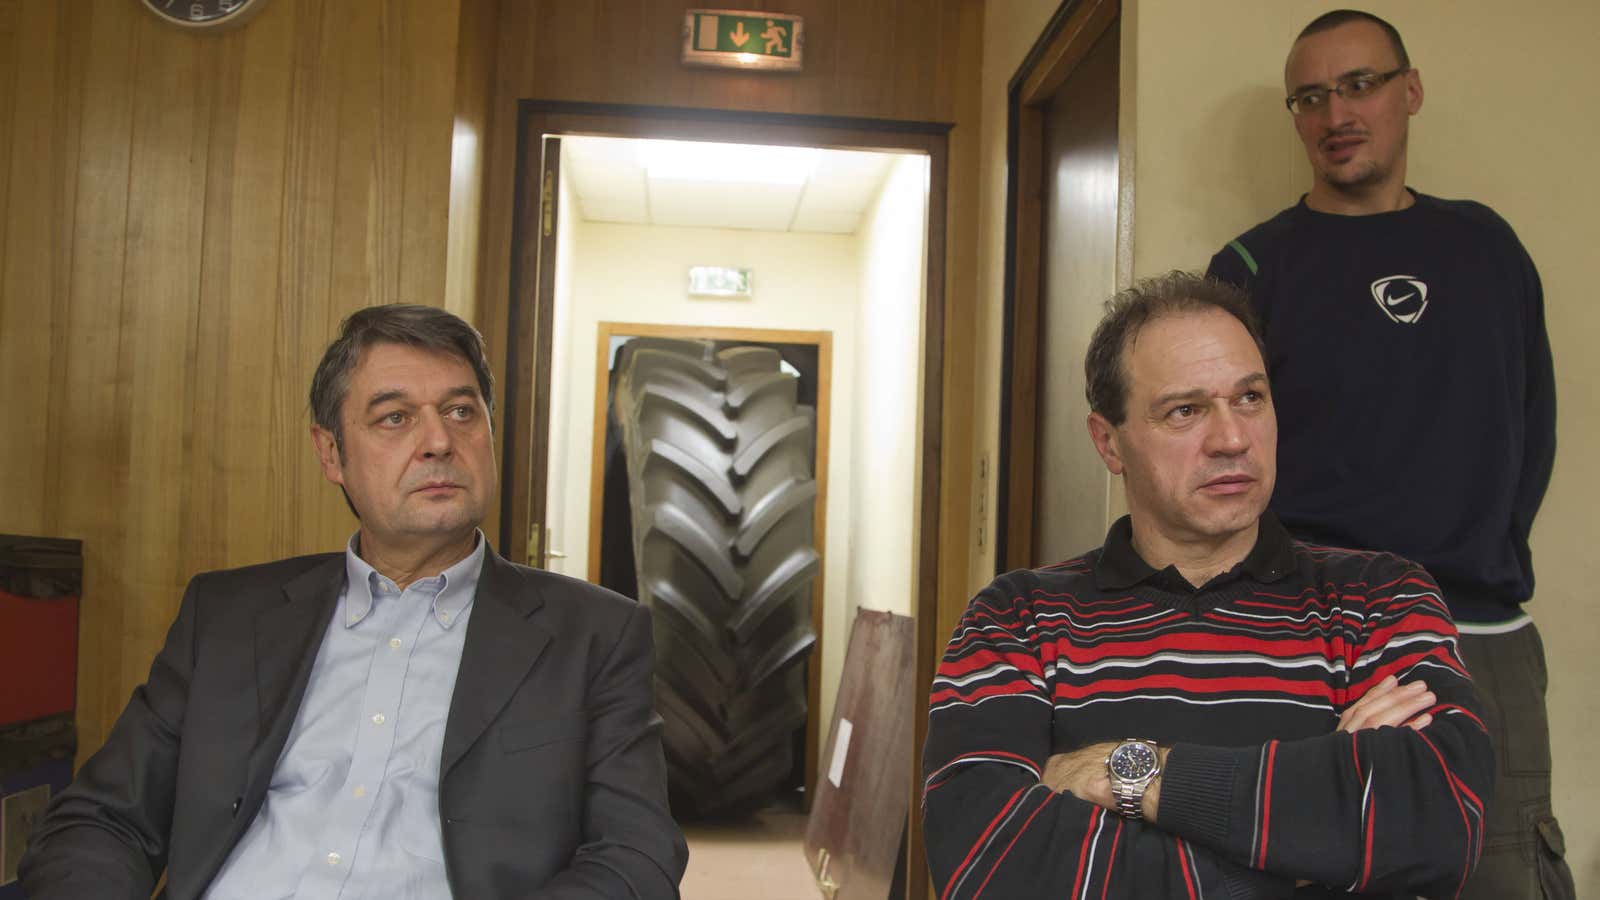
(847, 154, 930, 625)
(974, 0, 1600, 889)
(545, 219, 862, 754)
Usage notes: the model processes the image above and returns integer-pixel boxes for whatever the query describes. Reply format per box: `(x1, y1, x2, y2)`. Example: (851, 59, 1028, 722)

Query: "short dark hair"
(1297, 9, 1410, 69)
(1084, 272, 1265, 426)
(310, 304, 495, 446)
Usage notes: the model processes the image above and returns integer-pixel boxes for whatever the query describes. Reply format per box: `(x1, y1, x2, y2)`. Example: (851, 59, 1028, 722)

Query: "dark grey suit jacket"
(19, 548, 687, 899)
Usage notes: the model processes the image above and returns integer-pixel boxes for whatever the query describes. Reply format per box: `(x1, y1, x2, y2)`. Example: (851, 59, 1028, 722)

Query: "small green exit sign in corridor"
(683, 9, 805, 72)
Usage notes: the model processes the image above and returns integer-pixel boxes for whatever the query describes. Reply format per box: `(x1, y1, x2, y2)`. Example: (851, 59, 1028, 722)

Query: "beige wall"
(974, 0, 1600, 888)
(848, 154, 930, 624)
(544, 217, 862, 749)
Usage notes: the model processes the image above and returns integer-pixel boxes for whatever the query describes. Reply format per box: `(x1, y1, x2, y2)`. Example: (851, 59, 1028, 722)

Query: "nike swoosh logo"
(1384, 291, 1416, 307)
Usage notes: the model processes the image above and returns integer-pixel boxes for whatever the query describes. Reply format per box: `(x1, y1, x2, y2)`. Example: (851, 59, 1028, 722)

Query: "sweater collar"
(1093, 512, 1295, 593)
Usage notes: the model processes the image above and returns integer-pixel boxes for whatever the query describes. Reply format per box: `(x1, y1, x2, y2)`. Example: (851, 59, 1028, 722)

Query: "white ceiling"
(561, 136, 901, 235)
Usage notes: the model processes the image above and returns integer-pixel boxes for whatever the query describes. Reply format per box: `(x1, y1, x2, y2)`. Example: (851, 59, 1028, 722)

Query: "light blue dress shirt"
(204, 533, 486, 900)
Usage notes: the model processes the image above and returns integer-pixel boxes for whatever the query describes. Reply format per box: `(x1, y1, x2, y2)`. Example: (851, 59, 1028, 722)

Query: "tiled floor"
(681, 809, 817, 899)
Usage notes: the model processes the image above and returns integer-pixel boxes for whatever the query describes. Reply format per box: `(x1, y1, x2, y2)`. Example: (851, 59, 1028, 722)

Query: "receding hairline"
(1120, 309, 1269, 413)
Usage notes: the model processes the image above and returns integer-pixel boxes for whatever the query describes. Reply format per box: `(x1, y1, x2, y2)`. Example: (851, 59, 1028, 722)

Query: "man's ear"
(1405, 67, 1423, 114)
(1087, 412, 1125, 476)
(311, 425, 345, 486)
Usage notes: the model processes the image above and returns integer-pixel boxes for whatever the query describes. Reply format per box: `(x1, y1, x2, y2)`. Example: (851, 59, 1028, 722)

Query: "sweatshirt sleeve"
(1155, 560, 1494, 898)
(923, 575, 1296, 900)
(1206, 240, 1256, 289)
(1511, 234, 1556, 548)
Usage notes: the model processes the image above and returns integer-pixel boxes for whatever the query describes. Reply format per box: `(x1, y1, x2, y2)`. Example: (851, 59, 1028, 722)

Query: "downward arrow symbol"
(730, 21, 750, 46)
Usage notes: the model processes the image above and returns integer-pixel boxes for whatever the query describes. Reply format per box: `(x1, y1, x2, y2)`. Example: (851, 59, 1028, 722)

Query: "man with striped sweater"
(923, 272, 1492, 898)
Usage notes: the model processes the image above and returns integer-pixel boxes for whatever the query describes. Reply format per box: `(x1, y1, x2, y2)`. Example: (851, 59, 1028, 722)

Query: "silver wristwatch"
(1105, 739, 1162, 819)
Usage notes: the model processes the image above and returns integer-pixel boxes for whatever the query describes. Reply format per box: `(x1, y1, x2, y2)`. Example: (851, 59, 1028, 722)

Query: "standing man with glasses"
(1207, 10, 1571, 898)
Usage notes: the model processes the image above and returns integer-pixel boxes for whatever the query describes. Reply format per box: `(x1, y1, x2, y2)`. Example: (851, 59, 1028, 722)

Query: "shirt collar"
(342, 531, 487, 629)
(1092, 512, 1295, 593)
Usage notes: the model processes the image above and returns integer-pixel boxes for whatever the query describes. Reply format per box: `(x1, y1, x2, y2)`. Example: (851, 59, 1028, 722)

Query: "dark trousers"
(1458, 624, 1575, 900)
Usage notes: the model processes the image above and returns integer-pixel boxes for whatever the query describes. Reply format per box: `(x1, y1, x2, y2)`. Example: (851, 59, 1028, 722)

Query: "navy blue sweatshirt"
(1207, 192, 1556, 624)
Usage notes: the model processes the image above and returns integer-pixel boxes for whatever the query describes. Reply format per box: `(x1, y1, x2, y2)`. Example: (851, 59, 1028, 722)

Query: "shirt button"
(371, 713, 386, 725)
(440, 612, 452, 624)
(353, 785, 367, 798)
(327, 851, 342, 866)
(389, 637, 402, 648)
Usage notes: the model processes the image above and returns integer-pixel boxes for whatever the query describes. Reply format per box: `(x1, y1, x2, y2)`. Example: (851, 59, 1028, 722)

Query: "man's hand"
(1338, 675, 1435, 732)
(1041, 742, 1116, 807)
(1041, 742, 1168, 821)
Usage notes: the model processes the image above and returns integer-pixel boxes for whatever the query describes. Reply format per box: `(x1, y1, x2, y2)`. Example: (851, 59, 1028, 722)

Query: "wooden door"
(997, 0, 1122, 571)
(1032, 23, 1120, 564)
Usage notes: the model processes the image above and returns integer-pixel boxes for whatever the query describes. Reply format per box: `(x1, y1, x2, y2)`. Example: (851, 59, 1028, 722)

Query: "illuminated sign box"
(688, 267, 754, 298)
(683, 9, 804, 72)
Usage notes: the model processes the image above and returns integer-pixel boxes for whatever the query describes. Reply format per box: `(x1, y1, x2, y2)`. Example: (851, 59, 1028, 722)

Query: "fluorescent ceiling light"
(641, 139, 820, 185)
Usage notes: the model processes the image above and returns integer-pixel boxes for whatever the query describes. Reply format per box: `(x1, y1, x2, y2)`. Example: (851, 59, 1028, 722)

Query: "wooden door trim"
(587, 321, 833, 810)
(995, 0, 1119, 573)
(502, 99, 949, 900)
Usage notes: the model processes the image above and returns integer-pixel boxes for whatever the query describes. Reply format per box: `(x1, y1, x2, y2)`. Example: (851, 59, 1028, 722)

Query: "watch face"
(1110, 742, 1158, 780)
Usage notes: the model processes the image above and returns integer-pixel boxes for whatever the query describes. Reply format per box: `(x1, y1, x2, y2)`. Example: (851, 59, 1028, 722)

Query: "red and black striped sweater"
(923, 515, 1493, 900)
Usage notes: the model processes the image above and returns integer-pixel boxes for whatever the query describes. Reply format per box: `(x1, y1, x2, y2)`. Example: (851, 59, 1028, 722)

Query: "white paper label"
(827, 719, 853, 788)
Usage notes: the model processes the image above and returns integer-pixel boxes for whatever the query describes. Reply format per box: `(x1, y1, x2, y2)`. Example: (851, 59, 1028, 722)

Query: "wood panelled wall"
(0, 0, 984, 769)
(0, 0, 488, 754)
(475, 0, 986, 646)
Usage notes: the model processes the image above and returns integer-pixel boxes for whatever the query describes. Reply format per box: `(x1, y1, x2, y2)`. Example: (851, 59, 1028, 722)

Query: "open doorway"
(498, 103, 947, 897)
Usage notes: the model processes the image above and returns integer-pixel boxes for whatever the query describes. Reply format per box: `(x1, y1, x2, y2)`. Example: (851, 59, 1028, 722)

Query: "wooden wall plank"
(0, 0, 15, 326)
(833, 0, 896, 118)
(445, 0, 498, 322)
(118, 12, 215, 693)
(40, 4, 89, 544)
(53, 0, 141, 755)
(194, 0, 296, 576)
(397, 0, 459, 307)
(280, 0, 350, 559)
(0, 0, 67, 533)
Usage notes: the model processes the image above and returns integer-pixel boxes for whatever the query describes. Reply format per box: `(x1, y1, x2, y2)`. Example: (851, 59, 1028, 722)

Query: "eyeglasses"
(1285, 67, 1409, 115)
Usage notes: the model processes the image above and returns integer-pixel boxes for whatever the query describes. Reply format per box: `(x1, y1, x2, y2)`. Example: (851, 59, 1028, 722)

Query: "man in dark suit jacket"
(20, 305, 687, 899)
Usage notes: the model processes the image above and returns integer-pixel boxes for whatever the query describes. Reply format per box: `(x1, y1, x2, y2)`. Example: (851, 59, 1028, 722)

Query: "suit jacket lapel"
(244, 555, 344, 789)
(441, 550, 550, 774)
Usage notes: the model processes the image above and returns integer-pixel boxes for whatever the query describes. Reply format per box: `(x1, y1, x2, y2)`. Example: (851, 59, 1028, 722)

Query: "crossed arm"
(1044, 675, 1439, 819)
(922, 571, 1494, 900)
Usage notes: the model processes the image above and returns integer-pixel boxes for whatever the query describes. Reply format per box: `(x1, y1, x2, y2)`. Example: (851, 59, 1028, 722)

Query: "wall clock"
(140, 0, 271, 31)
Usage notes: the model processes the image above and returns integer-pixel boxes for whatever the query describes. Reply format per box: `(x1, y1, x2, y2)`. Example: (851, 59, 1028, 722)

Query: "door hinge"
(541, 168, 555, 237)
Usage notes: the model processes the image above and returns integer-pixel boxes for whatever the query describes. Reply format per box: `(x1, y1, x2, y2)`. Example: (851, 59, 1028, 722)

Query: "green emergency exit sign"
(682, 9, 805, 72)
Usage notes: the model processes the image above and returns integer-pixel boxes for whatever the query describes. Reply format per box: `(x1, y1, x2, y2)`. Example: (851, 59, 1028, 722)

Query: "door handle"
(527, 524, 567, 568)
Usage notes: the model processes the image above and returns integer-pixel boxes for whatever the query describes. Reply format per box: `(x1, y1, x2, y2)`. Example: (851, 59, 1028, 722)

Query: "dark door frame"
(500, 99, 949, 899)
(995, 0, 1121, 573)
